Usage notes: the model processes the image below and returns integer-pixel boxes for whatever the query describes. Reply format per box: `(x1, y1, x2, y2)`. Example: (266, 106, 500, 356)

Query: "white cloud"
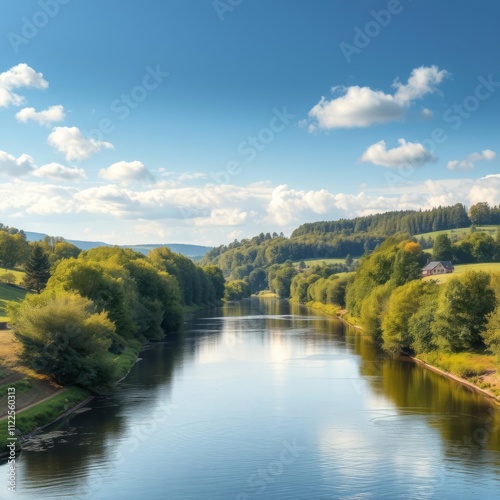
(48, 126, 113, 161)
(447, 149, 496, 171)
(33, 163, 86, 181)
(360, 139, 437, 168)
(308, 87, 404, 129)
(308, 65, 448, 129)
(0, 150, 36, 177)
(2, 174, 500, 245)
(0, 63, 48, 108)
(392, 65, 449, 102)
(194, 208, 249, 227)
(16, 105, 65, 126)
(99, 160, 156, 184)
(266, 185, 338, 225)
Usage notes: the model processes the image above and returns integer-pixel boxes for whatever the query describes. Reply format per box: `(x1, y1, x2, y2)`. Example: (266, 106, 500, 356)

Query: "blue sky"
(0, 0, 499, 245)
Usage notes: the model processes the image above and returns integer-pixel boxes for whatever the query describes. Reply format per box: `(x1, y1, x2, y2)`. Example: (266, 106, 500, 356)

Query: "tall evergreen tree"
(23, 244, 51, 293)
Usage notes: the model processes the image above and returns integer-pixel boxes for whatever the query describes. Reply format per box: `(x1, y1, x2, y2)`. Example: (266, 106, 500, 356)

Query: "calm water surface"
(2, 298, 500, 499)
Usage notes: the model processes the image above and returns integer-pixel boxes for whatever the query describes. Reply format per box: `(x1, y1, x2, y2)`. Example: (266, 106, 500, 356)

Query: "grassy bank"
(0, 386, 90, 451)
(416, 351, 500, 397)
(0, 283, 27, 321)
(297, 300, 500, 402)
(0, 300, 219, 455)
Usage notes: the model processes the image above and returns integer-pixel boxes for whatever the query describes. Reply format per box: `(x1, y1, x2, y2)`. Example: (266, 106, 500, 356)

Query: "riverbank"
(0, 300, 223, 458)
(300, 299, 500, 405)
(0, 342, 141, 458)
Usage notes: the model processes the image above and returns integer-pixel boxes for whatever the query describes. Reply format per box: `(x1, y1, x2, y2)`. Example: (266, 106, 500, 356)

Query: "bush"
(8, 291, 116, 393)
(0, 272, 16, 284)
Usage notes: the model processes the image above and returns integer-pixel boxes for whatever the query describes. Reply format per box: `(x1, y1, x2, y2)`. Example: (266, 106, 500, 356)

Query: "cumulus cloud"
(360, 139, 437, 168)
(48, 126, 113, 161)
(0, 63, 48, 108)
(307, 65, 448, 129)
(16, 105, 65, 126)
(0, 150, 36, 177)
(392, 65, 449, 102)
(447, 149, 496, 171)
(1, 176, 500, 243)
(194, 208, 249, 227)
(33, 163, 86, 181)
(99, 161, 156, 184)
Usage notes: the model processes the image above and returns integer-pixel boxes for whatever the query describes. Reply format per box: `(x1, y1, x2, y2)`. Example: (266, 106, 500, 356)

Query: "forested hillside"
(291, 203, 491, 237)
(201, 203, 500, 281)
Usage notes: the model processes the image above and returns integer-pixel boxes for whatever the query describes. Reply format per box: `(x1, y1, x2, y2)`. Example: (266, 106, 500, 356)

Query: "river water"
(2, 298, 500, 499)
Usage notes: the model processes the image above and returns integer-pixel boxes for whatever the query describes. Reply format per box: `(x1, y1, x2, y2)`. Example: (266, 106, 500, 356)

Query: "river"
(2, 298, 500, 499)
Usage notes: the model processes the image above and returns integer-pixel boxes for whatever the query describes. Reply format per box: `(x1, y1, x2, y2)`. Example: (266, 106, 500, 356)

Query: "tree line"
(8, 244, 225, 393)
(285, 234, 500, 363)
(201, 203, 500, 282)
(291, 203, 498, 237)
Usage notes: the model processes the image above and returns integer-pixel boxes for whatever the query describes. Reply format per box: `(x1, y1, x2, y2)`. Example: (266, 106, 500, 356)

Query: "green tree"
(391, 247, 422, 287)
(23, 244, 51, 293)
(203, 265, 226, 300)
(433, 234, 453, 261)
(360, 282, 394, 343)
(0, 272, 16, 284)
(431, 271, 496, 351)
(408, 298, 439, 353)
(248, 268, 267, 294)
(224, 280, 251, 301)
(0, 232, 28, 270)
(484, 273, 500, 360)
(381, 280, 439, 353)
(469, 202, 491, 225)
(8, 291, 115, 392)
(46, 258, 137, 338)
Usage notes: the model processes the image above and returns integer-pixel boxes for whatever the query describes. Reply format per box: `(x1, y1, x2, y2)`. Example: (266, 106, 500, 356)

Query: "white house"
(422, 261, 455, 277)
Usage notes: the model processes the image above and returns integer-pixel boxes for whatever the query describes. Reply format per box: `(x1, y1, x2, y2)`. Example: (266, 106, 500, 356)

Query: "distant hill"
(121, 244, 213, 259)
(24, 232, 212, 258)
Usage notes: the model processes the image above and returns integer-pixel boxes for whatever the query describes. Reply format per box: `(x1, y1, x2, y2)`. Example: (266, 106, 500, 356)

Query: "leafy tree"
(0, 272, 16, 284)
(391, 247, 423, 287)
(408, 298, 439, 353)
(345, 254, 353, 266)
(23, 244, 51, 293)
(248, 268, 268, 293)
(381, 280, 438, 353)
(8, 291, 115, 392)
(291, 273, 320, 304)
(0, 232, 28, 270)
(203, 265, 225, 300)
(469, 202, 491, 225)
(433, 234, 453, 261)
(484, 273, 500, 360)
(359, 282, 394, 343)
(431, 271, 496, 351)
(46, 258, 137, 338)
(224, 280, 251, 301)
(52, 241, 81, 263)
(269, 265, 297, 299)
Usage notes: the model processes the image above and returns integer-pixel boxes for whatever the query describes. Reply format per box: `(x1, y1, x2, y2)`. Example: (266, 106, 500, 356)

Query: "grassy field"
(296, 257, 361, 267)
(422, 262, 500, 284)
(416, 225, 500, 240)
(0, 283, 27, 321)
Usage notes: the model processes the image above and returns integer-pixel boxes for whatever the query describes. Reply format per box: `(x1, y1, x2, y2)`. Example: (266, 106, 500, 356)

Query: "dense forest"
(291, 203, 500, 237)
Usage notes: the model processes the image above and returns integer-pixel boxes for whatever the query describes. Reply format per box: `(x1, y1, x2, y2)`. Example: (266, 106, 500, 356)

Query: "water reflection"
(0, 298, 498, 499)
